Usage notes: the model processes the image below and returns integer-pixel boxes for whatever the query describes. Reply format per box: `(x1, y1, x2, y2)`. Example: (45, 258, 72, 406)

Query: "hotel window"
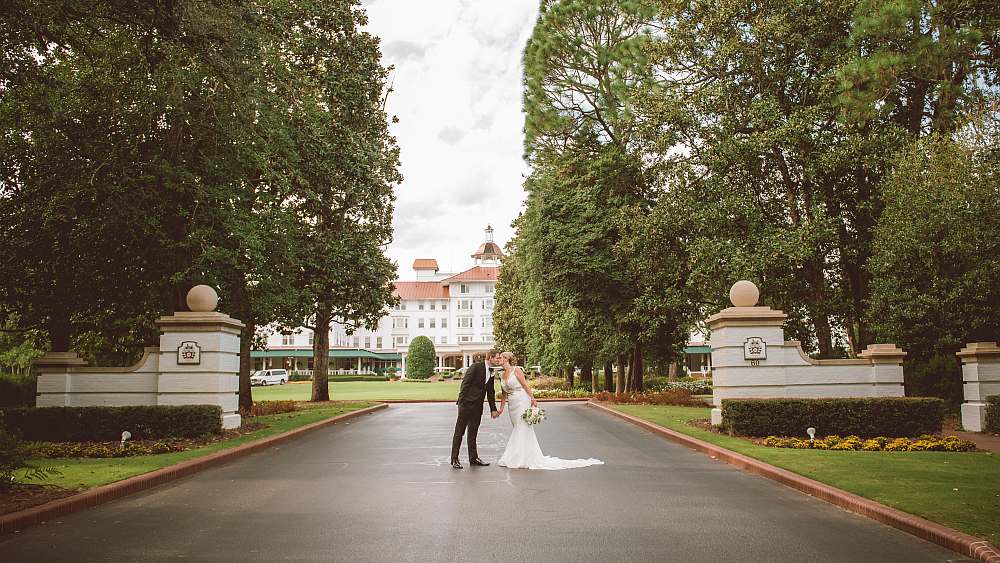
(441, 302, 448, 310)
(483, 299, 494, 310)
(393, 302, 401, 310)
(440, 336, 447, 344)
(353, 336, 360, 348)
(460, 335, 472, 343)
(481, 317, 493, 328)
(282, 334, 294, 346)
(486, 284, 495, 294)
(393, 317, 408, 329)
(308, 332, 314, 345)
(441, 318, 448, 328)
(458, 299, 472, 310)
(484, 334, 494, 343)
(365, 337, 371, 349)
(430, 318, 436, 329)
(458, 317, 472, 329)
(418, 318, 425, 328)
(377, 337, 383, 349)
(418, 302, 425, 310)
(430, 302, 436, 310)
(460, 284, 469, 294)
(395, 336, 406, 346)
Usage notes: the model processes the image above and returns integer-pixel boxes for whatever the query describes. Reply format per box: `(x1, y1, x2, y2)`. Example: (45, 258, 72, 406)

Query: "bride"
(495, 351, 603, 470)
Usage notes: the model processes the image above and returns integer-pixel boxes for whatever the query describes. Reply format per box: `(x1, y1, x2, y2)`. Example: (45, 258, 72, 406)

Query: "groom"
(450, 349, 500, 469)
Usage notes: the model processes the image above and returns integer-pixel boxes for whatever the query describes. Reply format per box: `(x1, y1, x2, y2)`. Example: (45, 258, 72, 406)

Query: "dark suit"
(451, 361, 498, 463)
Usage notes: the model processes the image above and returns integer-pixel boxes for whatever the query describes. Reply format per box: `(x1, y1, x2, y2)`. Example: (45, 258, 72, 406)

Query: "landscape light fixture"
(121, 430, 132, 449)
(806, 427, 816, 443)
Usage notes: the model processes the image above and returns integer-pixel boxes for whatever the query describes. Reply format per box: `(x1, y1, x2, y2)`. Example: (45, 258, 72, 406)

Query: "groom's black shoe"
(451, 460, 463, 469)
(470, 458, 490, 466)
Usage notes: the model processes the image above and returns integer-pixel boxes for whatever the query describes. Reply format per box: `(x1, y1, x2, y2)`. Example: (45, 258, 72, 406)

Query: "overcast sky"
(362, 0, 539, 278)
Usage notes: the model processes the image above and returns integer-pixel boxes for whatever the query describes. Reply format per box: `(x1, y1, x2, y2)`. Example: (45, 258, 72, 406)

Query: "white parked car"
(251, 369, 288, 386)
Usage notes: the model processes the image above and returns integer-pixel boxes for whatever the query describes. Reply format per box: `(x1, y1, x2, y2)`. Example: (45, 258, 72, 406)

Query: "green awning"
(251, 349, 401, 361)
(683, 345, 712, 355)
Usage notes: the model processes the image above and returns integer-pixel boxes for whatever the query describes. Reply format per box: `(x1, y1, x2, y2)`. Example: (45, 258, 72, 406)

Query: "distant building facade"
(252, 226, 504, 375)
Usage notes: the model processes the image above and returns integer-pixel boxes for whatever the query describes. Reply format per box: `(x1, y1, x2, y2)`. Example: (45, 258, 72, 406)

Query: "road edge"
(0, 403, 388, 536)
(587, 401, 1000, 563)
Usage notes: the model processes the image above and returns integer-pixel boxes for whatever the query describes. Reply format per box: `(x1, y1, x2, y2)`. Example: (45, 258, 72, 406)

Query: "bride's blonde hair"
(500, 351, 517, 365)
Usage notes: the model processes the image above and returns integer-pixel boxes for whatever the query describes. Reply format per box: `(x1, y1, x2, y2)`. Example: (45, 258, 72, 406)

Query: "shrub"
(0, 373, 36, 408)
(406, 336, 435, 379)
(647, 379, 713, 395)
(241, 400, 296, 417)
(903, 354, 963, 411)
(986, 395, 1000, 433)
(1, 405, 223, 442)
(760, 434, 975, 452)
(593, 389, 704, 406)
(289, 372, 311, 382)
(721, 397, 944, 437)
(29, 439, 189, 458)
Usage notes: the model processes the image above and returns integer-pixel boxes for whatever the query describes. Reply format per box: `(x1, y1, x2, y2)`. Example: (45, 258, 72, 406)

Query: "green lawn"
(254, 380, 462, 402)
(612, 404, 1000, 544)
(19, 402, 375, 491)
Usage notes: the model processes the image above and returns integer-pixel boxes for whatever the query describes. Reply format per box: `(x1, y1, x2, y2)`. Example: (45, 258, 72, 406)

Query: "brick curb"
(0, 403, 388, 536)
(587, 401, 1000, 563)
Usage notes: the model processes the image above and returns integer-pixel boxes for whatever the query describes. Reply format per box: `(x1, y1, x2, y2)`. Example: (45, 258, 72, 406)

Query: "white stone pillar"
(958, 342, 1000, 432)
(155, 287, 244, 429)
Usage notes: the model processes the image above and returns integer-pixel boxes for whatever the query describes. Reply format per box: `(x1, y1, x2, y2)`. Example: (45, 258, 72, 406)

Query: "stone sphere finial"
(186, 285, 219, 312)
(729, 280, 759, 307)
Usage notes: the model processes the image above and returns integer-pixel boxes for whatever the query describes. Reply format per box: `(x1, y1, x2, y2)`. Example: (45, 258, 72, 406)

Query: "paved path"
(0, 404, 967, 562)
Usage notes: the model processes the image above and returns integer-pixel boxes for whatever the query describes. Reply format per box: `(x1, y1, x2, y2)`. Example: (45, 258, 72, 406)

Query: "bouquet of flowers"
(521, 406, 546, 425)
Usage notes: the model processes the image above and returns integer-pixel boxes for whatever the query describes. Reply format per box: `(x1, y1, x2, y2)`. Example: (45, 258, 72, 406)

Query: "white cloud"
(363, 0, 537, 277)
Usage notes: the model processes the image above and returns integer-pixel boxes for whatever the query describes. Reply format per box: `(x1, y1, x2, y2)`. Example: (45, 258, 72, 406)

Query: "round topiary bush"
(406, 336, 435, 379)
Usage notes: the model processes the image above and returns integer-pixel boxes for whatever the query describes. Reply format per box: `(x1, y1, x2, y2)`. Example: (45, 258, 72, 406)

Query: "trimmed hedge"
(287, 374, 388, 382)
(986, 395, 1000, 433)
(406, 336, 435, 379)
(721, 397, 944, 438)
(0, 405, 223, 442)
(0, 374, 36, 408)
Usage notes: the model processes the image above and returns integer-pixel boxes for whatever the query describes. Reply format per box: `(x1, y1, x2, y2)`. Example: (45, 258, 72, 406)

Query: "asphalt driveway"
(0, 403, 966, 562)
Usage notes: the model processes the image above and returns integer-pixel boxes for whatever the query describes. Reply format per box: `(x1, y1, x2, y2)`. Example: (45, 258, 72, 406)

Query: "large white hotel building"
(252, 226, 504, 375)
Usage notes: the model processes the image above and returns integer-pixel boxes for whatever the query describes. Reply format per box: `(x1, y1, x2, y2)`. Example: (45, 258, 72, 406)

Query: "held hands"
(531, 398, 539, 408)
(491, 410, 501, 419)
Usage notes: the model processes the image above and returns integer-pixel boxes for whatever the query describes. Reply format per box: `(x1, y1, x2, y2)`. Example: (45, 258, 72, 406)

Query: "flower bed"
(759, 434, 976, 452)
(593, 389, 704, 406)
(534, 388, 592, 399)
(657, 380, 713, 395)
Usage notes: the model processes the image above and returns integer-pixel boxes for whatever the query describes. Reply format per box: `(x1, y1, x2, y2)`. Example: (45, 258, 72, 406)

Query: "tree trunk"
(604, 362, 614, 393)
(311, 303, 331, 401)
(238, 319, 255, 412)
(631, 344, 644, 393)
(616, 354, 626, 394)
(48, 311, 72, 353)
(581, 362, 593, 392)
(565, 363, 575, 388)
(668, 361, 679, 381)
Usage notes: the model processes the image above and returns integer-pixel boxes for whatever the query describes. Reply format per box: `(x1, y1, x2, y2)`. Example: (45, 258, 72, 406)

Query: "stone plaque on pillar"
(177, 341, 201, 365)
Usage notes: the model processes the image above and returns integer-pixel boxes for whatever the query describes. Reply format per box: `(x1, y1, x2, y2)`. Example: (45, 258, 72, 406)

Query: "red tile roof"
(412, 259, 439, 271)
(393, 282, 449, 300)
(441, 266, 499, 282)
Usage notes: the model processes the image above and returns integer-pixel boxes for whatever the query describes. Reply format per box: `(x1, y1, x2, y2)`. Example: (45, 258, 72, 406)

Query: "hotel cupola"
(471, 225, 504, 266)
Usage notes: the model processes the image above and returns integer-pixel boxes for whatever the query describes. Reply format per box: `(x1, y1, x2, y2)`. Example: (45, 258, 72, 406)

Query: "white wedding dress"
(496, 367, 604, 470)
